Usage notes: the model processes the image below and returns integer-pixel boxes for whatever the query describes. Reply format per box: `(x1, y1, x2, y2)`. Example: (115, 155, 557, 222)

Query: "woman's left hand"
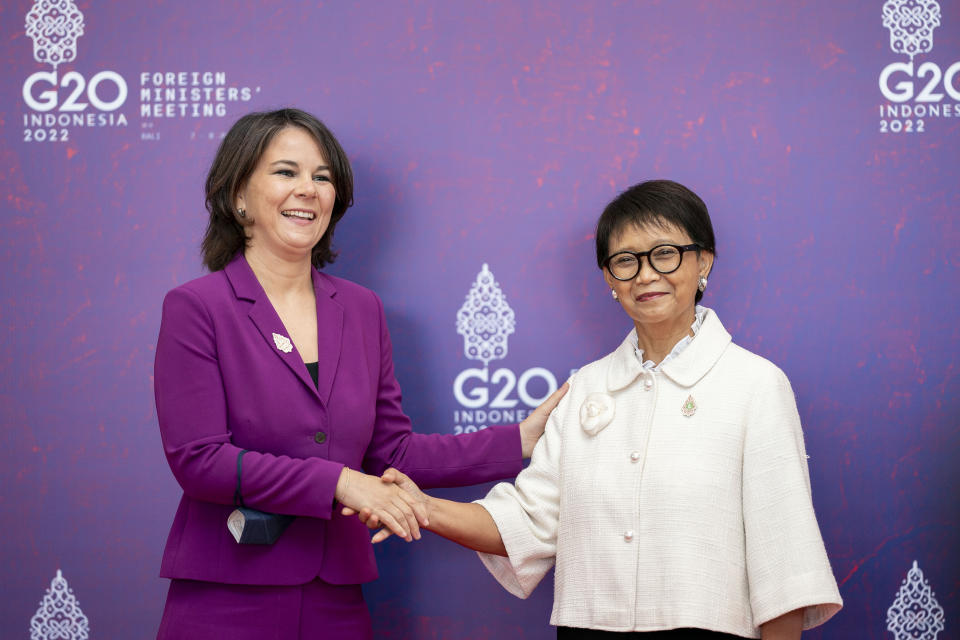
(518, 381, 568, 458)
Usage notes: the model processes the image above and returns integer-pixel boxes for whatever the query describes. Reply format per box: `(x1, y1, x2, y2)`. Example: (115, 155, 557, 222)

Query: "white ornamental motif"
(456, 264, 515, 367)
(272, 332, 293, 353)
(25, 0, 85, 70)
(882, 0, 941, 60)
(886, 560, 946, 640)
(29, 570, 90, 640)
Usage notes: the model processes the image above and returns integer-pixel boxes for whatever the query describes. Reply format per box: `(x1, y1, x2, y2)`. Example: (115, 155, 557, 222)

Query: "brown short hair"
(201, 108, 354, 271)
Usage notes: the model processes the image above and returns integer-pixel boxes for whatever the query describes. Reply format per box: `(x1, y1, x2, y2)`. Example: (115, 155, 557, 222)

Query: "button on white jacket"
(476, 308, 842, 637)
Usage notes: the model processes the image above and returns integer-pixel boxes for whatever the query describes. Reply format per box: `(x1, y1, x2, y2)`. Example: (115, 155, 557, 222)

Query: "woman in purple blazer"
(154, 108, 565, 639)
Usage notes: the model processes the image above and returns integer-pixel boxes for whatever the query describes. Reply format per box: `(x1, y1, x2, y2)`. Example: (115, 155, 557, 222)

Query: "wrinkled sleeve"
(473, 384, 569, 598)
(155, 287, 344, 519)
(361, 291, 522, 489)
(742, 367, 843, 629)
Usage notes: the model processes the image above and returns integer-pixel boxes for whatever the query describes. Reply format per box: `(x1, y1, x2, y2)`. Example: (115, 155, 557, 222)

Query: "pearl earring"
(698, 276, 708, 292)
(611, 289, 618, 300)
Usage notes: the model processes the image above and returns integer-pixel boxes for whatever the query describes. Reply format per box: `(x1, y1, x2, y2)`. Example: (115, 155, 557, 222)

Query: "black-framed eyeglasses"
(604, 243, 701, 280)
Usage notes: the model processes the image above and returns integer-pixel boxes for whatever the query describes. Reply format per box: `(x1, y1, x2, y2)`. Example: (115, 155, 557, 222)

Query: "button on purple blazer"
(154, 254, 522, 586)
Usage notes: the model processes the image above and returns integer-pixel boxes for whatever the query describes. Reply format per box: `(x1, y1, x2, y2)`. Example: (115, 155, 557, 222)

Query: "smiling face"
(603, 220, 714, 337)
(236, 126, 336, 265)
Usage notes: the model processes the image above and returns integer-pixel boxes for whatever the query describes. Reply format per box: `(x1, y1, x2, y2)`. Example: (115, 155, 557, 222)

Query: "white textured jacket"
(476, 308, 842, 637)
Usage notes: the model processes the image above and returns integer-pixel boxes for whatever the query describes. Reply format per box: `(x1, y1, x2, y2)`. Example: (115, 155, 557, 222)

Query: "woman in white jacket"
(355, 180, 843, 639)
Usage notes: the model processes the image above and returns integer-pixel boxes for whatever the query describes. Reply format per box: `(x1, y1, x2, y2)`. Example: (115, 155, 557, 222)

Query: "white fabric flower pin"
(579, 392, 615, 436)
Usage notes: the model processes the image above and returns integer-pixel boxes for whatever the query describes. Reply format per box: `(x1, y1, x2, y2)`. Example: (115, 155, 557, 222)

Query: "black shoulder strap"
(234, 449, 249, 508)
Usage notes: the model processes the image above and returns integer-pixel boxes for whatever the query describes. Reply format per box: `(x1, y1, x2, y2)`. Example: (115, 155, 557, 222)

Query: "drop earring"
(611, 289, 618, 300)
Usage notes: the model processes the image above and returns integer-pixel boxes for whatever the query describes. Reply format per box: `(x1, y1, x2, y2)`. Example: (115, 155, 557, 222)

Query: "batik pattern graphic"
(25, 0, 85, 69)
(882, 0, 942, 60)
(456, 263, 515, 367)
(886, 560, 946, 640)
(29, 570, 90, 640)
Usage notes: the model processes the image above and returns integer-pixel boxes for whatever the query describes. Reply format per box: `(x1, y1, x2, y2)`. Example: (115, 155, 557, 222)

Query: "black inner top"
(304, 362, 319, 389)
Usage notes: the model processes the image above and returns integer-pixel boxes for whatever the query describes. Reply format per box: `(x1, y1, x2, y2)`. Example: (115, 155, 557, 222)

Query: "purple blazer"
(154, 254, 521, 586)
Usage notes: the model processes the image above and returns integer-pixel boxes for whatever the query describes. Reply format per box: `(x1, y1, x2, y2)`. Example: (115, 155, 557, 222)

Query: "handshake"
(335, 467, 430, 544)
(228, 467, 427, 546)
(334, 382, 568, 546)
(233, 383, 567, 546)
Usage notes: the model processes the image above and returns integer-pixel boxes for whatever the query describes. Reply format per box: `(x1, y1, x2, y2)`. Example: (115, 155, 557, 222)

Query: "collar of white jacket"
(608, 306, 732, 392)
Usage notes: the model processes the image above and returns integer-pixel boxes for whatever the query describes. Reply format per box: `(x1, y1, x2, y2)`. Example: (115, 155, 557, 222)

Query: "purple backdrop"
(2, 1, 958, 638)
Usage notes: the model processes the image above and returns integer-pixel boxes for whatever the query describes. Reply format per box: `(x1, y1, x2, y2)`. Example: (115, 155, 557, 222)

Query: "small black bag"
(227, 449, 294, 545)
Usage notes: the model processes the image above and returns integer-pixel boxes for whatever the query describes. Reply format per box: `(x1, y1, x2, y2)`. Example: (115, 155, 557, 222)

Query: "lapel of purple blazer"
(310, 265, 344, 407)
(224, 254, 343, 407)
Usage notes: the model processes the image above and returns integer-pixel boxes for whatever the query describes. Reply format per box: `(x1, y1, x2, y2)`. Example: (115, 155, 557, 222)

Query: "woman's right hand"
(334, 467, 426, 542)
(342, 468, 431, 543)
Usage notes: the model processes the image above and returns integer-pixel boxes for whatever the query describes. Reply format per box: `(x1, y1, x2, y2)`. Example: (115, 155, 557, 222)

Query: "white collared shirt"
(630, 305, 707, 370)
(476, 308, 842, 636)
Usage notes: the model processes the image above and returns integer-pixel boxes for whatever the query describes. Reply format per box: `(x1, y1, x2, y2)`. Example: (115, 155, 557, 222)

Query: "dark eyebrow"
(269, 160, 330, 172)
(612, 240, 680, 253)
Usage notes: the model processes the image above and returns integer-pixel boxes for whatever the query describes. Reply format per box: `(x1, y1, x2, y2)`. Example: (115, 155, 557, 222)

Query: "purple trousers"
(157, 578, 372, 640)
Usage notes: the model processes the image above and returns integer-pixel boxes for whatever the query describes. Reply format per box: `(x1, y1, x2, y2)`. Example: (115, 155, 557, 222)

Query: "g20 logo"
(878, 60, 960, 133)
(23, 70, 128, 113)
(452, 366, 559, 434)
(22, 1, 128, 141)
(452, 265, 561, 434)
(878, 0, 958, 133)
(21, 69, 128, 141)
(454, 367, 558, 409)
(879, 61, 960, 103)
